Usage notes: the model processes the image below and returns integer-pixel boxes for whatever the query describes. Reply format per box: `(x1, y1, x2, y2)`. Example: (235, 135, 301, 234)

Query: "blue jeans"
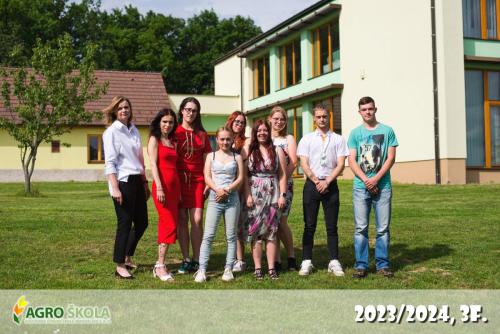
(199, 192, 240, 270)
(353, 188, 392, 270)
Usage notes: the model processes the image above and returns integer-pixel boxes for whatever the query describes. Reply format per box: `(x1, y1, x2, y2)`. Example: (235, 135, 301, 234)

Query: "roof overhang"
(238, 3, 341, 59)
(214, 1, 341, 64)
(245, 83, 343, 115)
(464, 55, 500, 63)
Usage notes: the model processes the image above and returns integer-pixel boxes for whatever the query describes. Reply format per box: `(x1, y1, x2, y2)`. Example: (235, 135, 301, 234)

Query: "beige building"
(214, 0, 500, 184)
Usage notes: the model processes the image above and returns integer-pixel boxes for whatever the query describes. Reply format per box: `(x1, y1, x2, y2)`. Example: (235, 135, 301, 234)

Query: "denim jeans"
(199, 192, 240, 270)
(353, 188, 392, 270)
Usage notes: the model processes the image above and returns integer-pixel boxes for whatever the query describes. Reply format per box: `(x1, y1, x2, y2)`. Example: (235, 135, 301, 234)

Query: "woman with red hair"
(225, 111, 250, 272)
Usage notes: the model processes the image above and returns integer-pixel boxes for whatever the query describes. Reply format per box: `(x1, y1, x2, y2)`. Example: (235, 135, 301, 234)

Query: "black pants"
(302, 178, 340, 261)
(112, 175, 148, 263)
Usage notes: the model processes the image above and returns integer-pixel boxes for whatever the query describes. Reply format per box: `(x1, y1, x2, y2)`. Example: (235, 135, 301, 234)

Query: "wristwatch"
(280, 192, 286, 198)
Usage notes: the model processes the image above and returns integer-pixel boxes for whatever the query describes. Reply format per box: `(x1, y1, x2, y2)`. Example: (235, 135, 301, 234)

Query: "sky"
(94, 0, 319, 32)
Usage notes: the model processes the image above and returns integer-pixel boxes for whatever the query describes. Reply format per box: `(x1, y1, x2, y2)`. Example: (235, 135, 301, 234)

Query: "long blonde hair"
(103, 96, 133, 126)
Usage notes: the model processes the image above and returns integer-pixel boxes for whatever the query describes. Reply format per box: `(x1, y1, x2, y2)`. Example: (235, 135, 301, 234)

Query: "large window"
(313, 96, 342, 134)
(311, 20, 340, 77)
(463, 0, 499, 39)
(279, 39, 301, 88)
(88, 134, 105, 163)
(465, 70, 500, 167)
(287, 106, 303, 175)
(253, 54, 270, 98)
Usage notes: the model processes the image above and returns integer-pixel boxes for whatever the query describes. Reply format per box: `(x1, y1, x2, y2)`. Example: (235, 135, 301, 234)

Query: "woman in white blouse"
(103, 96, 150, 279)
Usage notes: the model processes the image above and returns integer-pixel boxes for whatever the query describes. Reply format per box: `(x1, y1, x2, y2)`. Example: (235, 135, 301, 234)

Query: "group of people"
(102, 95, 398, 282)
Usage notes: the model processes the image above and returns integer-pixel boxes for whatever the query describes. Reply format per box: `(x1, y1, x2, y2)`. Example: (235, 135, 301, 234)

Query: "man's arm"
(347, 148, 376, 192)
(365, 146, 396, 189)
(317, 155, 346, 194)
(299, 155, 318, 183)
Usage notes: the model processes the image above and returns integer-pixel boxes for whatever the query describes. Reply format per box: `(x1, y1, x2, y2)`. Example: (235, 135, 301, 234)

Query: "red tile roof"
(0, 69, 170, 126)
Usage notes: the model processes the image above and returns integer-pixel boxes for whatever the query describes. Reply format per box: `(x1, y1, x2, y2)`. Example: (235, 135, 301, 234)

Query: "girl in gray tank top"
(194, 127, 244, 282)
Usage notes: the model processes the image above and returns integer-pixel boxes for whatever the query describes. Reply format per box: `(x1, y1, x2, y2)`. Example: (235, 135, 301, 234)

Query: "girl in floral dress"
(244, 120, 287, 280)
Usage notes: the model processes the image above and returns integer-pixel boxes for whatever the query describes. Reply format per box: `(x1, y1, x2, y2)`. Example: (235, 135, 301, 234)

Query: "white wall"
(435, 0, 467, 159)
(214, 55, 242, 97)
(339, 0, 437, 163)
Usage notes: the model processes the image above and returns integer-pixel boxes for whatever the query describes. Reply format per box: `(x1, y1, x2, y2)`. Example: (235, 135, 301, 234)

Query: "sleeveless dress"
(272, 136, 294, 217)
(152, 141, 180, 244)
(246, 151, 280, 242)
(175, 125, 212, 208)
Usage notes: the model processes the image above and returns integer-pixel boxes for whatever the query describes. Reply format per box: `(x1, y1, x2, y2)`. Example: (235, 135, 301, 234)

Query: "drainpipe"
(240, 57, 244, 112)
(431, 0, 441, 184)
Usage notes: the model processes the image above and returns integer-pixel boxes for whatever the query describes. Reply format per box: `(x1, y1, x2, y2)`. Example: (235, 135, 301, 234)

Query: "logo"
(12, 296, 29, 325)
(11, 295, 111, 326)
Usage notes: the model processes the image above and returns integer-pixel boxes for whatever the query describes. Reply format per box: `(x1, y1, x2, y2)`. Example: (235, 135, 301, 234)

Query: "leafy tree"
(0, 0, 67, 66)
(0, 1, 262, 95)
(0, 34, 108, 194)
(164, 10, 262, 94)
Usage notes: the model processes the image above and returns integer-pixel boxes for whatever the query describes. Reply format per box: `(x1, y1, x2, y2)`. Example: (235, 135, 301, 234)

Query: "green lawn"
(0, 180, 499, 289)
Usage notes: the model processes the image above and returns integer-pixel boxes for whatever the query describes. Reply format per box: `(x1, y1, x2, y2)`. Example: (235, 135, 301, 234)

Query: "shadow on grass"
(391, 243, 453, 271)
(132, 242, 452, 277)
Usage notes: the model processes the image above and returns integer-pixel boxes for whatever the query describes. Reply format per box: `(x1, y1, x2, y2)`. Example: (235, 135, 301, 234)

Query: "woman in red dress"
(175, 97, 212, 273)
(148, 108, 180, 281)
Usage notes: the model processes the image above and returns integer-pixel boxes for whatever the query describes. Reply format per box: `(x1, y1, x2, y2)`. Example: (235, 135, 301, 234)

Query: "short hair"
(103, 96, 133, 126)
(313, 103, 329, 116)
(269, 105, 288, 137)
(358, 96, 376, 108)
(149, 108, 178, 140)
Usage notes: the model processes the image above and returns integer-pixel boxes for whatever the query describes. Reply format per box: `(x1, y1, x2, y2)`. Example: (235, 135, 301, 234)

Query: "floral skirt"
(246, 174, 279, 242)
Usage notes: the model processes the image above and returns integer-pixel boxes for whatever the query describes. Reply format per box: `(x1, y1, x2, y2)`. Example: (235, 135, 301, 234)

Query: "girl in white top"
(269, 106, 298, 271)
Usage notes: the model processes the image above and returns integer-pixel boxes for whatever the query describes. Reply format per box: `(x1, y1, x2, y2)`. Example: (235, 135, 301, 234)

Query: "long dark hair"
(149, 108, 178, 140)
(225, 111, 247, 152)
(178, 97, 206, 132)
(248, 119, 276, 170)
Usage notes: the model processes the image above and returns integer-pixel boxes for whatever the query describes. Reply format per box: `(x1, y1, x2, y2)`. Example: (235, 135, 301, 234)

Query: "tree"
(0, 34, 108, 195)
(164, 10, 262, 94)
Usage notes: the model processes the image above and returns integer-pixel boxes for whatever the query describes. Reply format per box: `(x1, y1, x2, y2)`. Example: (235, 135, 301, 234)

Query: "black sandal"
(268, 268, 279, 280)
(254, 268, 264, 280)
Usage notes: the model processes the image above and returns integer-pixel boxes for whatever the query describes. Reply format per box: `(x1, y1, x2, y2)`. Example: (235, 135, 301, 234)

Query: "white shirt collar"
(314, 129, 332, 137)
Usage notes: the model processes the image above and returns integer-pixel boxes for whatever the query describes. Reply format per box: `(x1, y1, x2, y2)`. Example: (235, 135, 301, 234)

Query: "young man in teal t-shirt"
(347, 96, 398, 279)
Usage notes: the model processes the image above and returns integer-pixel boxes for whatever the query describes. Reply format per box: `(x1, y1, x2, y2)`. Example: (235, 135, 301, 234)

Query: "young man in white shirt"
(296, 104, 349, 276)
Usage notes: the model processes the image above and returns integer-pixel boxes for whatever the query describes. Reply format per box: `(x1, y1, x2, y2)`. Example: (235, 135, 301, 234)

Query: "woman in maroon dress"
(175, 97, 212, 273)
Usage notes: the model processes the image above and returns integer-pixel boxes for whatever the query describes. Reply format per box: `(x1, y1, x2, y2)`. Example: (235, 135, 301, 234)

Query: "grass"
(0, 180, 499, 289)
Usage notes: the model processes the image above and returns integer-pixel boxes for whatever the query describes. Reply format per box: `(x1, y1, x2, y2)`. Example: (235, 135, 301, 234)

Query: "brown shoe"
(352, 268, 368, 279)
(377, 268, 394, 278)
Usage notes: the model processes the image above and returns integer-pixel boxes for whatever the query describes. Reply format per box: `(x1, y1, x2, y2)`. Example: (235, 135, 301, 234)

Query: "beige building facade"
(214, 0, 500, 184)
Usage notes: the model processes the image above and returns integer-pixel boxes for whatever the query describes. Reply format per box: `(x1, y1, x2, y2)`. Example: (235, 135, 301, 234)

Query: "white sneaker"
(328, 259, 345, 276)
(298, 260, 314, 276)
(221, 268, 234, 282)
(232, 260, 246, 273)
(193, 269, 206, 283)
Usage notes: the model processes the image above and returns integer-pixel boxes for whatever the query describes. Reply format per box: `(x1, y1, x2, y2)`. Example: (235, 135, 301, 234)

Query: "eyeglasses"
(183, 107, 198, 114)
(233, 120, 245, 125)
(271, 117, 285, 123)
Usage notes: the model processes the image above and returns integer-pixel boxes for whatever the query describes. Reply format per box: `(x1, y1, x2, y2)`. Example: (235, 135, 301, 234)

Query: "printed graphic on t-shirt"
(359, 134, 384, 174)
